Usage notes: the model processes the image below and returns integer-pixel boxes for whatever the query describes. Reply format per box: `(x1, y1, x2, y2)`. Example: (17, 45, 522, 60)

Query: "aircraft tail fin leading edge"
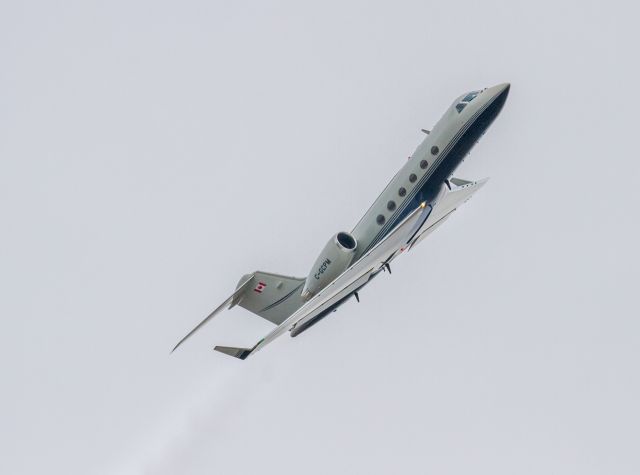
(172, 271, 305, 353)
(171, 274, 255, 353)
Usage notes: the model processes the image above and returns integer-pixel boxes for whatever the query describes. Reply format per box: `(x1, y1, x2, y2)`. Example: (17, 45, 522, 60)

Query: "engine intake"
(336, 231, 357, 250)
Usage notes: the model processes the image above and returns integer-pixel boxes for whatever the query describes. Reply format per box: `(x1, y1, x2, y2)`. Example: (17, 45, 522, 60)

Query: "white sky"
(2, 1, 639, 474)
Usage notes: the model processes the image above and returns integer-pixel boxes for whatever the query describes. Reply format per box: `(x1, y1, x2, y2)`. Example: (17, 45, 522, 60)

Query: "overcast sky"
(2, 1, 640, 474)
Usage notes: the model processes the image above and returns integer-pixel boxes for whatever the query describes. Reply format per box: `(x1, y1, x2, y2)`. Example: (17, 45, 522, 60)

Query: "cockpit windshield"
(455, 90, 481, 113)
(462, 91, 480, 102)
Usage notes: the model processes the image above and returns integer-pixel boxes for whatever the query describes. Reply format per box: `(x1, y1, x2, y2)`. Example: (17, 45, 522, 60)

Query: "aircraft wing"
(408, 177, 488, 250)
(213, 202, 432, 360)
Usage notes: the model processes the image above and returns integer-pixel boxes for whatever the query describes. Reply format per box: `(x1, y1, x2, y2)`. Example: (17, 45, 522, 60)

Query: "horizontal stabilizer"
(214, 345, 253, 360)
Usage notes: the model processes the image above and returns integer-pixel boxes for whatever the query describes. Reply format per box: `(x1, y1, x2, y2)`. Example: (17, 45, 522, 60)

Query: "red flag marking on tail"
(254, 282, 267, 293)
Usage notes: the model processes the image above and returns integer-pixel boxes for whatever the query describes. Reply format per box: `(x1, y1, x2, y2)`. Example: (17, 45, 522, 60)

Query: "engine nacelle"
(301, 232, 358, 301)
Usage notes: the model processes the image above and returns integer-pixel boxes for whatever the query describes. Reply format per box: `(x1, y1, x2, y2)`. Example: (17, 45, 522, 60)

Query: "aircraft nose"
(492, 82, 510, 99)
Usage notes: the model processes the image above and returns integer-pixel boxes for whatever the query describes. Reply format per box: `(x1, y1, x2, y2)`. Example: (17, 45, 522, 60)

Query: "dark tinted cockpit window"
(462, 91, 480, 102)
(455, 90, 481, 113)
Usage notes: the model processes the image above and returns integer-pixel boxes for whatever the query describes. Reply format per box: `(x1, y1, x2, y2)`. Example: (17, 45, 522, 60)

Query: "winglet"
(214, 346, 253, 360)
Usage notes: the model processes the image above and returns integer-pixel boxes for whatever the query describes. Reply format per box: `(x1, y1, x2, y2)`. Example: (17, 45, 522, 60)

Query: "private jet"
(172, 83, 510, 359)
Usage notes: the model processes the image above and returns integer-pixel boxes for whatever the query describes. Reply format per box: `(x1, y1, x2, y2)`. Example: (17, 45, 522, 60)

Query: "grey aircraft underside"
(172, 83, 511, 359)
